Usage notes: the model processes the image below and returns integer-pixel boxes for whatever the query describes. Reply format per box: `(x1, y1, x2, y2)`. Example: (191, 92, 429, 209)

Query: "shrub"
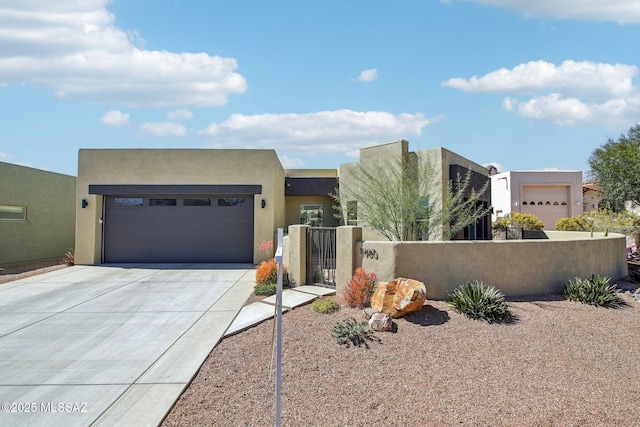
(62, 251, 75, 266)
(342, 268, 377, 308)
(254, 283, 277, 296)
(255, 259, 293, 287)
(331, 317, 376, 347)
(493, 212, 544, 231)
(447, 280, 511, 323)
(555, 210, 640, 236)
(312, 297, 339, 314)
(563, 275, 622, 307)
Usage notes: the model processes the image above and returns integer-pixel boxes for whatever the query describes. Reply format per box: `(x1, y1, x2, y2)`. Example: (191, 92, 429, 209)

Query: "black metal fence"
(306, 227, 336, 287)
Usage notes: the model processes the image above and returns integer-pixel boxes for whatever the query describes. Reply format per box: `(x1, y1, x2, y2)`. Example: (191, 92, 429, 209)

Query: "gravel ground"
(0, 260, 68, 285)
(163, 281, 640, 427)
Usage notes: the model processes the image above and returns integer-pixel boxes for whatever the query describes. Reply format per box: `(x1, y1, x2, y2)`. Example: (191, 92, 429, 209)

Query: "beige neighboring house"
(491, 170, 583, 229)
(0, 162, 76, 267)
(339, 140, 492, 241)
(582, 181, 601, 213)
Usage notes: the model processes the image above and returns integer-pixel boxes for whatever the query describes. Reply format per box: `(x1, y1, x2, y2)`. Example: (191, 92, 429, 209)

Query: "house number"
(360, 248, 378, 259)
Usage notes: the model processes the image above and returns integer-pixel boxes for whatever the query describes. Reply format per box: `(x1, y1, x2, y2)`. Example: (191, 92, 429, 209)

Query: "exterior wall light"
(81, 199, 88, 209)
(261, 199, 266, 208)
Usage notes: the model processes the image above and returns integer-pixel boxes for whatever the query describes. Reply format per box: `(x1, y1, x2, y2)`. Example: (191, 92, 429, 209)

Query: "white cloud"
(199, 109, 440, 155)
(443, 60, 638, 98)
(100, 110, 129, 126)
(356, 69, 378, 82)
(166, 109, 194, 121)
(464, 0, 640, 24)
(140, 121, 186, 137)
(279, 155, 306, 168)
(504, 93, 640, 127)
(445, 60, 640, 128)
(346, 149, 361, 159)
(0, 1, 247, 107)
(0, 152, 33, 167)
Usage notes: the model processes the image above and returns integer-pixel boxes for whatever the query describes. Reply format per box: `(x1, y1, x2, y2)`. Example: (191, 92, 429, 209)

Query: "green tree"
(588, 124, 640, 212)
(334, 154, 491, 241)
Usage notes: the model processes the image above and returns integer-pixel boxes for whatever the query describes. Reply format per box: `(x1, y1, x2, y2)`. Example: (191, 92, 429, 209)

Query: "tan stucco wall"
(1, 162, 76, 267)
(338, 142, 489, 241)
(75, 149, 286, 265)
(350, 230, 627, 299)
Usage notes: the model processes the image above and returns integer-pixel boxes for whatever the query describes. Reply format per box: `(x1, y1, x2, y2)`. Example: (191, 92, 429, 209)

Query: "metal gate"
(306, 227, 336, 287)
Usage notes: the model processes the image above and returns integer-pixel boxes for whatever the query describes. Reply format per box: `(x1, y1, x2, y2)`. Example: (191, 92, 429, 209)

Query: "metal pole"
(274, 228, 284, 427)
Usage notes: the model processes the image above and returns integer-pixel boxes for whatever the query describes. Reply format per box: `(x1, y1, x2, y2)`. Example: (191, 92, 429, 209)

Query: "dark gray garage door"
(103, 196, 254, 263)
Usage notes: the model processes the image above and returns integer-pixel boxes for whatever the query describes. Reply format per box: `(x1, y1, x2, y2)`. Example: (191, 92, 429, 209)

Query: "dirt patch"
(0, 260, 69, 285)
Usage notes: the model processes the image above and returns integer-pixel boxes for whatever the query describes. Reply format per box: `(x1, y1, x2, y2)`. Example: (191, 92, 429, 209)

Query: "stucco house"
(490, 170, 583, 229)
(1, 162, 76, 267)
(75, 141, 490, 265)
(337, 140, 492, 241)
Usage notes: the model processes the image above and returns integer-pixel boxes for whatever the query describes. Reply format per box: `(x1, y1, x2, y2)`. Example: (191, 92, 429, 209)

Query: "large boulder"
(370, 278, 426, 318)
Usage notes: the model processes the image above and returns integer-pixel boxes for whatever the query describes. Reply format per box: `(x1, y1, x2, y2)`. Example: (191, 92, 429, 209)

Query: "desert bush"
(62, 251, 75, 266)
(447, 280, 511, 323)
(563, 275, 622, 307)
(555, 210, 640, 236)
(312, 297, 339, 314)
(493, 212, 544, 231)
(342, 268, 377, 308)
(255, 259, 293, 287)
(331, 317, 376, 347)
(254, 283, 277, 296)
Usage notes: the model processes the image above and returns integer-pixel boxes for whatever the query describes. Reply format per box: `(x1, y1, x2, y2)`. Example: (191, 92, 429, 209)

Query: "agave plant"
(447, 280, 511, 323)
(563, 275, 622, 307)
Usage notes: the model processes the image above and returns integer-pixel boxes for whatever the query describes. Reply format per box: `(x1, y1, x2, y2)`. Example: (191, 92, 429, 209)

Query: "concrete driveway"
(0, 264, 255, 427)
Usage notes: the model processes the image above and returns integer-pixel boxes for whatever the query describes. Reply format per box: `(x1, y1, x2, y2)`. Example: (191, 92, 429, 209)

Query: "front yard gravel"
(162, 283, 640, 427)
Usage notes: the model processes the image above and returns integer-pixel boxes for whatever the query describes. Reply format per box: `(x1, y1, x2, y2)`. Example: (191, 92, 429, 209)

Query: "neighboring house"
(491, 171, 583, 229)
(582, 181, 601, 213)
(338, 140, 492, 241)
(0, 162, 76, 267)
(75, 142, 490, 265)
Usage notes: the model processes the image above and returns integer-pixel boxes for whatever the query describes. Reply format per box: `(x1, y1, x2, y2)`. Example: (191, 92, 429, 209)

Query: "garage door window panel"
(184, 198, 212, 207)
(150, 198, 177, 206)
(218, 198, 246, 207)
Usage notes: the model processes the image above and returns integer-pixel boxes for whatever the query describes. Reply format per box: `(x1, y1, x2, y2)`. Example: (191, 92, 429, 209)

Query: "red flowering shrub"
(255, 259, 293, 288)
(342, 268, 377, 308)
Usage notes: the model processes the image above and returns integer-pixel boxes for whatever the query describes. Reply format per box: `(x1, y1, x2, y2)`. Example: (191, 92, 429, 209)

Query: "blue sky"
(1, 0, 639, 177)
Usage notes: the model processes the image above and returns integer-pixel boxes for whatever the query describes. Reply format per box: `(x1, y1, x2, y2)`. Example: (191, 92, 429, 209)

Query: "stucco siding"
(76, 149, 286, 265)
(1, 162, 76, 267)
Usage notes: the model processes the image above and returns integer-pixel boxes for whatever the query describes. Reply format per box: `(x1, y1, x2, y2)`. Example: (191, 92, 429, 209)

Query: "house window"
(0, 205, 27, 220)
(184, 198, 211, 207)
(218, 198, 246, 207)
(300, 204, 323, 226)
(115, 198, 143, 207)
(150, 198, 177, 206)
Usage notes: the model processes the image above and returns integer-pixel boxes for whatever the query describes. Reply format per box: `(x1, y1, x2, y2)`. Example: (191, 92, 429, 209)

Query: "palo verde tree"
(588, 124, 640, 212)
(334, 153, 491, 241)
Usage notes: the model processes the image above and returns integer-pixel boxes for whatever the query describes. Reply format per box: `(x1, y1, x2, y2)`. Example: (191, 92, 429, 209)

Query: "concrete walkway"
(0, 264, 256, 427)
(225, 285, 336, 336)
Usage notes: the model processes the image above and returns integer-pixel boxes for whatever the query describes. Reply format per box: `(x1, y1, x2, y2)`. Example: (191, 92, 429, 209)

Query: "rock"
(368, 312, 392, 332)
(370, 277, 426, 318)
(363, 307, 377, 320)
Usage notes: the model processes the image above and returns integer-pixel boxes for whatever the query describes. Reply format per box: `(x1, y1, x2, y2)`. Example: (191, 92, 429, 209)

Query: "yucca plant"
(447, 280, 511, 323)
(563, 275, 622, 307)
